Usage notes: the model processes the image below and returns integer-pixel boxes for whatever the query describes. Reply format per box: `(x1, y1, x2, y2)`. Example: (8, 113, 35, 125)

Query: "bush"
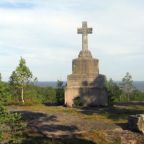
(105, 79, 122, 107)
(56, 88, 64, 105)
(0, 82, 12, 105)
(0, 103, 26, 143)
(73, 97, 83, 107)
(56, 80, 64, 105)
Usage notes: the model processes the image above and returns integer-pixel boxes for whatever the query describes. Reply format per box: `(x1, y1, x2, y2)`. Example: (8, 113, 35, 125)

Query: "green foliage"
(106, 72, 144, 103)
(0, 103, 26, 143)
(10, 57, 33, 86)
(105, 79, 122, 107)
(130, 89, 144, 101)
(0, 73, 2, 82)
(36, 86, 57, 104)
(56, 80, 64, 105)
(7, 83, 62, 106)
(120, 72, 134, 102)
(73, 96, 83, 107)
(9, 57, 34, 103)
(0, 74, 12, 105)
(2, 67, 144, 106)
(24, 85, 41, 104)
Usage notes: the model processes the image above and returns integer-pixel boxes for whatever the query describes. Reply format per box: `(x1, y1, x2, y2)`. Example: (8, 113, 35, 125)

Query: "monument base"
(65, 87, 108, 107)
(65, 75, 108, 107)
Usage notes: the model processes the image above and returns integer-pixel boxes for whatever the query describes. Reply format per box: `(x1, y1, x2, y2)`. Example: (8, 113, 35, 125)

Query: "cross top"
(77, 21, 92, 51)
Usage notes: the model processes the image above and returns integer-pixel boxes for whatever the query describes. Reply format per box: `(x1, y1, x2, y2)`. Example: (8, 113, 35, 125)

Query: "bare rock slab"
(128, 114, 144, 134)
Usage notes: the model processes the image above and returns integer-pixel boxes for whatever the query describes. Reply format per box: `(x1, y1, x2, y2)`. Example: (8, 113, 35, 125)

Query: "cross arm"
(87, 28, 92, 34)
(77, 28, 93, 34)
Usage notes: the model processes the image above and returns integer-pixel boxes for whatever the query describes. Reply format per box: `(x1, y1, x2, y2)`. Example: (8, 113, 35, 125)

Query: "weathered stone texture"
(72, 57, 99, 76)
(128, 114, 144, 134)
(65, 87, 108, 107)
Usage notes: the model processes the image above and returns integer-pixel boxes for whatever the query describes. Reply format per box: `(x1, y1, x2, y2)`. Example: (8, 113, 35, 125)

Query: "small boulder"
(128, 114, 144, 134)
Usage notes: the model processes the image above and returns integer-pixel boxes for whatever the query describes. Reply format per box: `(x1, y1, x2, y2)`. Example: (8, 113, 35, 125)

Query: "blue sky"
(0, 0, 144, 81)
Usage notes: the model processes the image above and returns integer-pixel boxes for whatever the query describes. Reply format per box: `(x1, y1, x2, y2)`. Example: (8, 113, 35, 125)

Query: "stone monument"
(65, 21, 108, 107)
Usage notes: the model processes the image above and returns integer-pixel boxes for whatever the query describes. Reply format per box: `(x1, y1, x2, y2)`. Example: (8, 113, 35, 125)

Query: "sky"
(0, 0, 144, 81)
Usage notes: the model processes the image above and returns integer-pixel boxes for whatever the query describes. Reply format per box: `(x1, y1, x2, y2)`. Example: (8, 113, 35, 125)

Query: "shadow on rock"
(80, 106, 144, 120)
(38, 124, 78, 132)
(80, 105, 144, 131)
(16, 111, 83, 143)
(21, 135, 95, 144)
(16, 111, 57, 122)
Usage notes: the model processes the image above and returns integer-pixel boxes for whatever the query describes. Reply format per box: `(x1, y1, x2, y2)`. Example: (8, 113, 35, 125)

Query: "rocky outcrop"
(128, 114, 144, 134)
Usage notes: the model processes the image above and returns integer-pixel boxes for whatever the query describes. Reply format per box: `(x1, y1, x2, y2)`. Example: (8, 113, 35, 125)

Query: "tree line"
(0, 57, 64, 106)
(106, 72, 144, 106)
(0, 57, 144, 106)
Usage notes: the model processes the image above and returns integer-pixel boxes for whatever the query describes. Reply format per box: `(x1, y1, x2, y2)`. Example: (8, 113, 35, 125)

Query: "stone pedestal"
(65, 51, 108, 107)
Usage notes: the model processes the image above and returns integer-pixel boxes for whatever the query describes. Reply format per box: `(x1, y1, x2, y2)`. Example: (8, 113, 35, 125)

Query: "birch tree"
(121, 72, 134, 102)
(9, 57, 33, 103)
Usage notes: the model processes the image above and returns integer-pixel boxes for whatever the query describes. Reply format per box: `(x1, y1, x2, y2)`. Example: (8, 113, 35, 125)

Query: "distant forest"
(35, 81, 144, 91)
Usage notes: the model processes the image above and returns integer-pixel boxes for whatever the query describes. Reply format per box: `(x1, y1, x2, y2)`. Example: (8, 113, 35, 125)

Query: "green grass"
(9, 104, 144, 123)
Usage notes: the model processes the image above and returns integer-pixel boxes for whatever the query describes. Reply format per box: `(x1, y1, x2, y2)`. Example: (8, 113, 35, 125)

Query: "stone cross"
(77, 21, 92, 51)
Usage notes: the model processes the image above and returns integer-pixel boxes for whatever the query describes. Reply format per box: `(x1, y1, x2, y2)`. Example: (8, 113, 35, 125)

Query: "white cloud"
(0, 0, 144, 81)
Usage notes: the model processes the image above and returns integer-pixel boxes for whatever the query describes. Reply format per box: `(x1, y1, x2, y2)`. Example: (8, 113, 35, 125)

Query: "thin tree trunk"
(21, 87, 25, 103)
